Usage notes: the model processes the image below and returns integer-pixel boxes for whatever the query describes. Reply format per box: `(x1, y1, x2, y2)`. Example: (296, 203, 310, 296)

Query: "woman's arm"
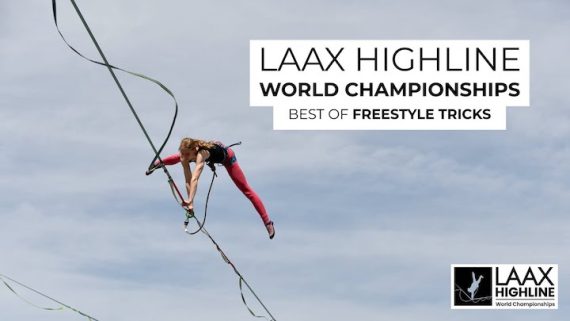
(184, 150, 209, 209)
(181, 158, 193, 206)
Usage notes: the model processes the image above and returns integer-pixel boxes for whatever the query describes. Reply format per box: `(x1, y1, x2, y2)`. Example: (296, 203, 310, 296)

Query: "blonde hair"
(179, 137, 216, 151)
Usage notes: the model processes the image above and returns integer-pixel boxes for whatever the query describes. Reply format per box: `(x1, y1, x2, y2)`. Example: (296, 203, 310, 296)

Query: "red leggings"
(160, 149, 271, 225)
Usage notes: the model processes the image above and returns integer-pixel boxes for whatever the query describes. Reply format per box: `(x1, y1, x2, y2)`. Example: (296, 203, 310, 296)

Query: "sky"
(1, 0, 569, 320)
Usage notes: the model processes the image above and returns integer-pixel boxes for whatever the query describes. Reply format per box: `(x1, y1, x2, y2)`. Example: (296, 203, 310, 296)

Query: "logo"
(451, 264, 558, 309)
(453, 267, 493, 306)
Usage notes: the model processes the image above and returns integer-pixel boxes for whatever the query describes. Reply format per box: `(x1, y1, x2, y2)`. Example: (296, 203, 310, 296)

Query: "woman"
(148, 138, 275, 239)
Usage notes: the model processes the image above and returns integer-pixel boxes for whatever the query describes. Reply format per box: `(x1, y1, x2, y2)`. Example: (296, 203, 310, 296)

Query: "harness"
(206, 141, 242, 174)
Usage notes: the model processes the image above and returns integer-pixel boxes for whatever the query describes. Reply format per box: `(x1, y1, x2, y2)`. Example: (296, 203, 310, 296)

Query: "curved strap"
(239, 277, 271, 320)
(0, 274, 98, 320)
(196, 227, 277, 321)
(184, 171, 216, 235)
(52, 0, 178, 171)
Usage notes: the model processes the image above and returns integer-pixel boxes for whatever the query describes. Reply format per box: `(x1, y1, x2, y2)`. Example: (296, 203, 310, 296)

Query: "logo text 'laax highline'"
(451, 264, 558, 309)
(496, 266, 555, 298)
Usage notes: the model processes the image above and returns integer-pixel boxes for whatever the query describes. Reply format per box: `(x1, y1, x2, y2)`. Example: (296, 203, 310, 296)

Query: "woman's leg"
(146, 152, 181, 175)
(224, 149, 271, 225)
(158, 152, 181, 165)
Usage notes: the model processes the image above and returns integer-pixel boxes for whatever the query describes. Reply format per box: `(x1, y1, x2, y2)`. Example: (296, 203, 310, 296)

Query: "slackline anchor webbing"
(191, 222, 277, 321)
(180, 171, 277, 321)
(0, 273, 98, 321)
(53, 1, 278, 320)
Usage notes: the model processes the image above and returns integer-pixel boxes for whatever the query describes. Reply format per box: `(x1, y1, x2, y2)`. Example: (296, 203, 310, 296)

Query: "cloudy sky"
(1, 0, 569, 320)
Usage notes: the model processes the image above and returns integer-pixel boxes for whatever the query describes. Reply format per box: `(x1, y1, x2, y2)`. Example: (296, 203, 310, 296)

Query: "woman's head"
(179, 138, 215, 160)
(179, 137, 197, 152)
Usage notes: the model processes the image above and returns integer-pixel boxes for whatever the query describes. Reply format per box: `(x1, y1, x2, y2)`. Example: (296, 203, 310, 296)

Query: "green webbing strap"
(197, 226, 277, 321)
(0, 274, 98, 320)
(52, 0, 177, 171)
(181, 172, 274, 319)
(239, 277, 270, 320)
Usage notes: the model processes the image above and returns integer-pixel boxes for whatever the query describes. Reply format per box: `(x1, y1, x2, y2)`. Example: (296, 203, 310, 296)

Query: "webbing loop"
(0, 274, 98, 320)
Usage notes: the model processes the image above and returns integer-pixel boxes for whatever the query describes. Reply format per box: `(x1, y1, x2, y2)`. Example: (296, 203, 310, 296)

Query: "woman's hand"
(182, 199, 193, 211)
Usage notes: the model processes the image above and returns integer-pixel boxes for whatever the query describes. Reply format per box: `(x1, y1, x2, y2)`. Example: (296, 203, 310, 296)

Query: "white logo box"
(451, 264, 558, 310)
